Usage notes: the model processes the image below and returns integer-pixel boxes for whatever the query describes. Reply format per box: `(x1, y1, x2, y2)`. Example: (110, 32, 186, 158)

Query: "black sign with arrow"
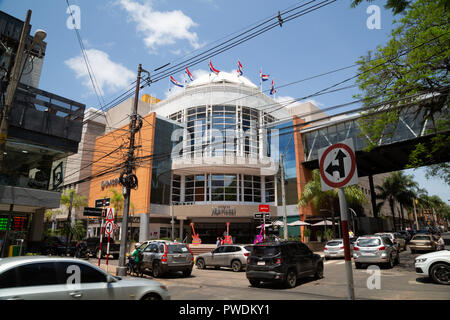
(325, 149, 347, 178)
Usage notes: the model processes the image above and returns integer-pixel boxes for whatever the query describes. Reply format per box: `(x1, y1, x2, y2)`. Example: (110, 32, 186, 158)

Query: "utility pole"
(280, 154, 288, 240)
(413, 198, 419, 230)
(0, 10, 31, 166)
(65, 191, 74, 256)
(116, 64, 143, 277)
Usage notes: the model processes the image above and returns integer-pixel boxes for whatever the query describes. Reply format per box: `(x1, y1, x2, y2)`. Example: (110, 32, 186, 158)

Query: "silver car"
(195, 244, 252, 272)
(353, 235, 400, 269)
(324, 239, 354, 259)
(0, 256, 170, 300)
(140, 241, 194, 278)
(375, 232, 406, 251)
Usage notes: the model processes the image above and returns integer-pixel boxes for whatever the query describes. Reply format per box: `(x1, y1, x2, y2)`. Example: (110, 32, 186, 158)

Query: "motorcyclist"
(128, 243, 142, 274)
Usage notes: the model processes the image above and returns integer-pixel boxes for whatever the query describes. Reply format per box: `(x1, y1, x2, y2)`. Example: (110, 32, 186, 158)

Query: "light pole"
(348, 207, 357, 235)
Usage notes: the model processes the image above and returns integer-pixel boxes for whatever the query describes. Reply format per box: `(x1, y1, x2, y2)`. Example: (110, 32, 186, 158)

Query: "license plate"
(257, 261, 265, 266)
(362, 251, 376, 255)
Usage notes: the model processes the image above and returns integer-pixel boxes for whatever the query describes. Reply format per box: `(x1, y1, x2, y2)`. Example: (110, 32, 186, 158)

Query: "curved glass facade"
(169, 105, 275, 159)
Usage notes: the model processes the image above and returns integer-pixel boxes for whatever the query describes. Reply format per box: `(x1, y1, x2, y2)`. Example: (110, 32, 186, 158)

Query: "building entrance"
(192, 221, 258, 244)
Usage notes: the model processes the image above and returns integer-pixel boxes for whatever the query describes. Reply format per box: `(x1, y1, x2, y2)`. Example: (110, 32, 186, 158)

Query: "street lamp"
(348, 207, 357, 235)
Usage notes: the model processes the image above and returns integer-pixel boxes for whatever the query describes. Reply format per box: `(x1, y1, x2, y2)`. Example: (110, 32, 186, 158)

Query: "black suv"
(246, 241, 324, 288)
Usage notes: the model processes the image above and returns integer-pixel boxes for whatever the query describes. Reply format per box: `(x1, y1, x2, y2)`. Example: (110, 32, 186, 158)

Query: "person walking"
(216, 237, 221, 247)
(436, 234, 445, 251)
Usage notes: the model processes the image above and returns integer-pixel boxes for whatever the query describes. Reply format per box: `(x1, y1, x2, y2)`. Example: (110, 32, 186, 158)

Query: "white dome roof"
(187, 71, 258, 89)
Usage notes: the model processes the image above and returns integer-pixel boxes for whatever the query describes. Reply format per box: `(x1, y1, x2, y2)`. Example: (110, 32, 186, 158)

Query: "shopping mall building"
(86, 71, 390, 244)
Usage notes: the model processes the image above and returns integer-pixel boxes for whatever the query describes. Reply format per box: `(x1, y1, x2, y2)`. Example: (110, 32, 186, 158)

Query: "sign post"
(104, 208, 114, 273)
(95, 198, 110, 267)
(318, 139, 358, 300)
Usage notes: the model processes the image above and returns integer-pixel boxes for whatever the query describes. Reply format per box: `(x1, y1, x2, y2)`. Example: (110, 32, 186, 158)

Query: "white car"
(0, 256, 171, 300)
(415, 250, 450, 285)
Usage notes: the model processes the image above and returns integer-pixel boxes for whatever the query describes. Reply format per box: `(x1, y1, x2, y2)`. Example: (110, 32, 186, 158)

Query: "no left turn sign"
(318, 138, 358, 191)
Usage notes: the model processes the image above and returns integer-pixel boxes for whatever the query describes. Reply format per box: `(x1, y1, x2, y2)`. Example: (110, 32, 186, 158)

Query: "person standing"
(436, 234, 445, 251)
(216, 237, 221, 247)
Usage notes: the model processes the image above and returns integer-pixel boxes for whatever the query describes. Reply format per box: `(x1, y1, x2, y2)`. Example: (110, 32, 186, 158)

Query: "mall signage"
(211, 206, 236, 217)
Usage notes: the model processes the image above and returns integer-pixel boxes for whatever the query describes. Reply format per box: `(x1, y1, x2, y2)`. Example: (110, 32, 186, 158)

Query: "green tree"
(354, 0, 450, 183)
(376, 171, 419, 230)
(60, 189, 88, 212)
(298, 169, 367, 235)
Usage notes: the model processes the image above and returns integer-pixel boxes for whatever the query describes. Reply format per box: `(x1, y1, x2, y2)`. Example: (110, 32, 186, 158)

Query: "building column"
(30, 208, 45, 242)
(179, 218, 184, 242)
(368, 174, 378, 218)
(139, 213, 149, 242)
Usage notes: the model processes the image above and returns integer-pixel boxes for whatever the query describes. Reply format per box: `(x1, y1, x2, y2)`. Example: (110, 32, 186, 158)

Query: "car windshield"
(413, 236, 430, 241)
(252, 245, 280, 257)
(167, 244, 189, 254)
(357, 238, 381, 247)
(326, 241, 342, 246)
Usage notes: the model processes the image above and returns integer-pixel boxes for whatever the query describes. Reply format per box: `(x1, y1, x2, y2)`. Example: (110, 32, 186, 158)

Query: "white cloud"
(118, 0, 201, 53)
(276, 96, 324, 109)
(65, 49, 135, 96)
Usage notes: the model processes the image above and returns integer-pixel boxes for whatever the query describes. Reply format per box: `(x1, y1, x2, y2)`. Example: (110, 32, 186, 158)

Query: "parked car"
(246, 241, 323, 288)
(415, 250, 450, 285)
(84, 237, 120, 259)
(41, 236, 77, 256)
(195, 245, 252, 272)
(375, 232, 406, 251)
(140, 241, 194, 278)
(324, 239, 354, 260)
(353, 235, 399, 269)
(398, 231, 412, 243)
(0, 256, 170, 300)
(409, 234, 438, 253)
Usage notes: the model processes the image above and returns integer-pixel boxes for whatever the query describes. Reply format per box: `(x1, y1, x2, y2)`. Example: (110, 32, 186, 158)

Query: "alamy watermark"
(366, 5, 381, 30)
(366, 265, 381, 290)
(66, 5, 81, 30)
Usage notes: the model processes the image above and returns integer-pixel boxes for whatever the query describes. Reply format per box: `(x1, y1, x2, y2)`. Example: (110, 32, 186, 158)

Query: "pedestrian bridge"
(299, 102, 449, 177)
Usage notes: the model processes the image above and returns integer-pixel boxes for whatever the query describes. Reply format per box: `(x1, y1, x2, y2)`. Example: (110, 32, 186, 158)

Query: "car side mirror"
(106, 275, 117, 284)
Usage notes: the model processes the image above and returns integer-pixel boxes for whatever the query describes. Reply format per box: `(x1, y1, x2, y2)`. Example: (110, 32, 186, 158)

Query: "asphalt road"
(93, 236, 450, 300)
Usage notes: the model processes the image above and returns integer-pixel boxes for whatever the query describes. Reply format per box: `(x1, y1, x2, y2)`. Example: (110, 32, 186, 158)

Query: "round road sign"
(104, 221, 114, 235)
(318, 139, 358, 190)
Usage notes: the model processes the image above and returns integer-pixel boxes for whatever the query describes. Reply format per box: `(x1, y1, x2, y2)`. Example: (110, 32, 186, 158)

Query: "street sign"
(254, 213, 270, 219)
(95, 198, 110, 208)
(105, 208, 115, 221)
(83, 207, 103, 217)
(104, 221, 114, 235)
(318, 138, 358, 192)
(259, 204, 270, 213)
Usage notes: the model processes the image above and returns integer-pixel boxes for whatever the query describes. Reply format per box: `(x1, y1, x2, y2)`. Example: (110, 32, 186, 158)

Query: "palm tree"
(298, 169, 367, 236)
(376, 171, 419, 231)
(60, 189, 88, 247)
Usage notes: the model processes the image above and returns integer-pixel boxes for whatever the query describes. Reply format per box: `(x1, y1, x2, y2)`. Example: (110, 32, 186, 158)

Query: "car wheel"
(430, 263, 450, 285)
(183, 268, 192, 277)
(249, 279, 261, 287)
(314, 263, 324, 279)
(141, 293, 162, 300)
(410, 249, 416, 254)
(231, 260, 242, 272)
(285, 269, 297, 288)
(386, 255, 394, 269)
(355, 262, 363, 269)
(196, 258, 206, 269)
(152, 262, 162, 278)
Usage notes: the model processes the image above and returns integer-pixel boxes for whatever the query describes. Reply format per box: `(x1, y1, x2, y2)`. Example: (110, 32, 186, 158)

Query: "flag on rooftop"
(170, 75, 184, 88)
(209, 60, 220, 75)
(237, 60, 243, 76)
(185, 67, 194, 81)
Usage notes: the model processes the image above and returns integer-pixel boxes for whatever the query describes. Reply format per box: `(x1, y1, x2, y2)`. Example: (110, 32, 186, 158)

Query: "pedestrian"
(436, 234, 445, 251)
(216, 237, 221, 247)
(349, 230, 355, 238)
(220, 237, 224, 245)
(275, 235, 281, 243)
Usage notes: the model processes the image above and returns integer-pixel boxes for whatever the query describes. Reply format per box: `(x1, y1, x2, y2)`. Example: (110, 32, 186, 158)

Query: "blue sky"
(1, 0, 448, 202)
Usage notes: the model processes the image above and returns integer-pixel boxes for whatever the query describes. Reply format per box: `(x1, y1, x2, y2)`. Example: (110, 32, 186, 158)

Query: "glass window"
(57, 262, 107, 284)
(0, 268, 18, 288)
(16, 262, 59, 287)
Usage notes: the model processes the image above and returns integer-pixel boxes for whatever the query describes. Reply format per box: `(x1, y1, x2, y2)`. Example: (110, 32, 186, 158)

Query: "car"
(195, 244, 252, 272)
(353, 235, 399, 269)
(0, 256, 170, 300)
(375, 232, 406, 251)
(398, 231, 412, 243)
(41, 236, 77, 256)
(83, 237, 120, 259)
(140, 241, 194, 278)
(324, 239, 354, 260)
(246, 241, 323, 288)
(415, 250, 450, 285)
(409, 234, 438, 253)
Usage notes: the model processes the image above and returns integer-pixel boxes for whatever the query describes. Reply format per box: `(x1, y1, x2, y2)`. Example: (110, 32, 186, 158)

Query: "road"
(92, 234, 450, 300)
